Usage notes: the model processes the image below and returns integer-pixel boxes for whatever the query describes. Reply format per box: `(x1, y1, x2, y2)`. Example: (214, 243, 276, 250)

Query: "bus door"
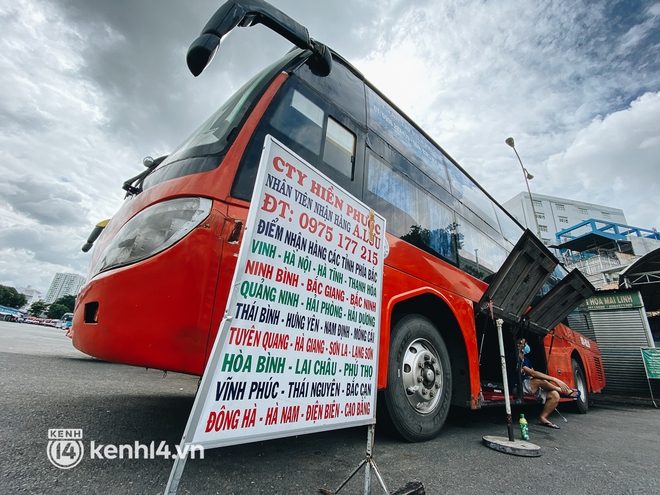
(232, 61, 367, 205)
(294, 57, 367, 200)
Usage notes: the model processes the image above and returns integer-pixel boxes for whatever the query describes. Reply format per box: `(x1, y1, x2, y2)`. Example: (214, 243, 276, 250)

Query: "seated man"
(516, 337, 579, 429)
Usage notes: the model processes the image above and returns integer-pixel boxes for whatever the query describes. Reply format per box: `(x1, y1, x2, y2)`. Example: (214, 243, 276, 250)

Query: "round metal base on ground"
(482, 436, 542, 457)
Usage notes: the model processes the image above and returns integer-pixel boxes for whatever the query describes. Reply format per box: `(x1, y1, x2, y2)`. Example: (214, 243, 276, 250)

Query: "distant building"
(16, 286, 42, 308)
(44, 273, 86, 304)
(501, 192, 660, 289)
(502, 192, 627, 247)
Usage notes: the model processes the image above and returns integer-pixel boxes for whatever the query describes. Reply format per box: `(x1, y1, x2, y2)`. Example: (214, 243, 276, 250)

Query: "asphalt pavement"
(1, 320, 658, 494)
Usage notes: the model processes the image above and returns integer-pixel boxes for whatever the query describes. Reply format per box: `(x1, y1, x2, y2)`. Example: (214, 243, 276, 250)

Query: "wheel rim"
(401, 338, 443, 414)
(575, 368, 587, 404)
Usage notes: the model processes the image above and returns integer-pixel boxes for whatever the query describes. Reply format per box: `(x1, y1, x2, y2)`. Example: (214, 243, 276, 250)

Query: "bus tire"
(384, 314, 452, 442)
(569, 358, 589, 414)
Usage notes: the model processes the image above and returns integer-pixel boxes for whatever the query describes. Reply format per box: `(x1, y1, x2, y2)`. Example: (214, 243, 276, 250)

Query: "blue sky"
(1, 0, 659, 295)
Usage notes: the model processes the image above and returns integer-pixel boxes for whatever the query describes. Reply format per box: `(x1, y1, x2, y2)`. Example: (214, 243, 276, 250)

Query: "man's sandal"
(537, 420, 560, 429)
(560, 389, 581, 400)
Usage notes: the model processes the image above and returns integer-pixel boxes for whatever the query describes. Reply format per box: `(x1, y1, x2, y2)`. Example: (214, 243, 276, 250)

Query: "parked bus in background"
(73, 0, 604, 441)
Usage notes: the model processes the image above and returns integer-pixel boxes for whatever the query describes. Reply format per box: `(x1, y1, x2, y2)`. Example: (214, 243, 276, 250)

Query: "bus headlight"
(91, 197, 212, 277)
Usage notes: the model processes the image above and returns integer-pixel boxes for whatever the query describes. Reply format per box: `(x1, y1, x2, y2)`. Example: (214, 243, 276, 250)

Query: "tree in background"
(47, 303, 70, 320)
(29, 301, 48, 317)
(53, 294, 76, 312)
(0, 285, 28, 309)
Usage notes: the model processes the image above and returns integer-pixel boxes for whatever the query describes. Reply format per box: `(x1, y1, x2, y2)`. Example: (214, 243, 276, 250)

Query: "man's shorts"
(522, 379, 547, 403)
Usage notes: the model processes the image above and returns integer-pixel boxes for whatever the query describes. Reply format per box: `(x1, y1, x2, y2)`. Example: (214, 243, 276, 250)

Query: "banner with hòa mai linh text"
(180, 135, 386, 449)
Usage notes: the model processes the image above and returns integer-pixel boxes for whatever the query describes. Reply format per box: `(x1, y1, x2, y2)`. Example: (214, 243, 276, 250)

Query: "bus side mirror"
(187, 0, 242, 77)
(308, 39, 332, 77)
(82, 220, 110, 253)
(187, 33, 221, 77)
(188, 0, 331, 77)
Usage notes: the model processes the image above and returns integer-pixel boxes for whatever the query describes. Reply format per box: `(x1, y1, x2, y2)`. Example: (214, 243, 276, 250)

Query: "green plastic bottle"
(519, 413, 530, 441)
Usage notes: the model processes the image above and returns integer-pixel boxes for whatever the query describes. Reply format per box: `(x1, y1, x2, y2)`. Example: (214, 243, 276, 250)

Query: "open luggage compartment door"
(524, 268, 595, 335)
(477, 230, 558, 325)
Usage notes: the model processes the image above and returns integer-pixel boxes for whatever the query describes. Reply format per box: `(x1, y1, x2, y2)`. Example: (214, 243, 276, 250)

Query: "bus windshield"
(143, 50, 302, 190)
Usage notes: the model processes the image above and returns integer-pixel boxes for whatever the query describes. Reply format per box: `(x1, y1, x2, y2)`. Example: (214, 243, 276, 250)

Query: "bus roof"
(187, 0, 523, 235)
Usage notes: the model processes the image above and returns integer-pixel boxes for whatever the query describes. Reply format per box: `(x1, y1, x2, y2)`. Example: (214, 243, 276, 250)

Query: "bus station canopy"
(552, 219, 660, 254)
(619, 246, 660, 312)
(553, 231, 632, 253)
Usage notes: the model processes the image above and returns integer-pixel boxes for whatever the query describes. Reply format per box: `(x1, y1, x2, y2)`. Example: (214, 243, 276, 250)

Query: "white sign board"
(180, 136, 386, 449)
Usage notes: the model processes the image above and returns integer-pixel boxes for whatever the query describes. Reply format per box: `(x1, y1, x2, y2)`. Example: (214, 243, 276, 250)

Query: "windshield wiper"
(122, 155, 168, 197)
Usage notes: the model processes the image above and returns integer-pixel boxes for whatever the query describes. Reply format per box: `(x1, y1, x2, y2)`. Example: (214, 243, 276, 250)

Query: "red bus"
(73, 0, 605, 441)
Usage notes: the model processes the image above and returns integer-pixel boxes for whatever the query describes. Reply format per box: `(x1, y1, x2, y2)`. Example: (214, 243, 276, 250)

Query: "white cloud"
(353, 0, 660, 232)
(0, 0, 139, 293)
(618, 2, 660, 53)
(545, 91, 660, 229)
(1, 0, 659, 295)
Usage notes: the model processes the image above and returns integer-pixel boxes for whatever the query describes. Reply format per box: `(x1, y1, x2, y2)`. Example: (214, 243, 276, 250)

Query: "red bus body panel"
(72, 70, 603, 409)
(377, 235, 486, 403)
(544, 324, 606, 396)
(72, 74, 289, 374)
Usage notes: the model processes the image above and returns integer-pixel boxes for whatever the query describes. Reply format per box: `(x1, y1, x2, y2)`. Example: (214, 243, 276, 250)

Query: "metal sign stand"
(165, 449, 187, 494)
(482, 319, 541, 457)
(168, 426, 391, 495)
(320, 424, 388, 495)
(498, 318, 515, 441)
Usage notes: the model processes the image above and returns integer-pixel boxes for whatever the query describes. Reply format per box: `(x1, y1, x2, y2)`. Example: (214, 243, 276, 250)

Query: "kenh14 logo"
(47, 429, 84, 469)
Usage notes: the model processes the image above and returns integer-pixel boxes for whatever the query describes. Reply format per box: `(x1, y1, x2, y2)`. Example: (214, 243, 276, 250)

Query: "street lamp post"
(505, 137, 542, 239)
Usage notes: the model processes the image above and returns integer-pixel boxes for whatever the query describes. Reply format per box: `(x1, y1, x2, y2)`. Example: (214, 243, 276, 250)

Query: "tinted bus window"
(365, 84, 517, 261)
(496, 207, 524, 250)
(270, 88, 325, 156)
(366, 86, 452, 194)
(323, 117, 356, 179)
(365, 152, 457, 263)
(233, 77, 364, 201)
(296, 57, 366, 124)
(455, 217, 508, 280)
(445, 160, 501, 233)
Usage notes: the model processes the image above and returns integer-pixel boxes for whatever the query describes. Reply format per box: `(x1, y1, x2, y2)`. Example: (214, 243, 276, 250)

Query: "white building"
(44, 273, 86, 304)
(16, 286, 42, 308)
(503, 192, 660, 289)
(502, 192, 627, 246)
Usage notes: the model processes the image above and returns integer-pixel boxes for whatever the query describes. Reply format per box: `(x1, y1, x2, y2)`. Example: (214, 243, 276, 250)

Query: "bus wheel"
(384, 315, 452, 442)
(569, 358, 589, 414)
